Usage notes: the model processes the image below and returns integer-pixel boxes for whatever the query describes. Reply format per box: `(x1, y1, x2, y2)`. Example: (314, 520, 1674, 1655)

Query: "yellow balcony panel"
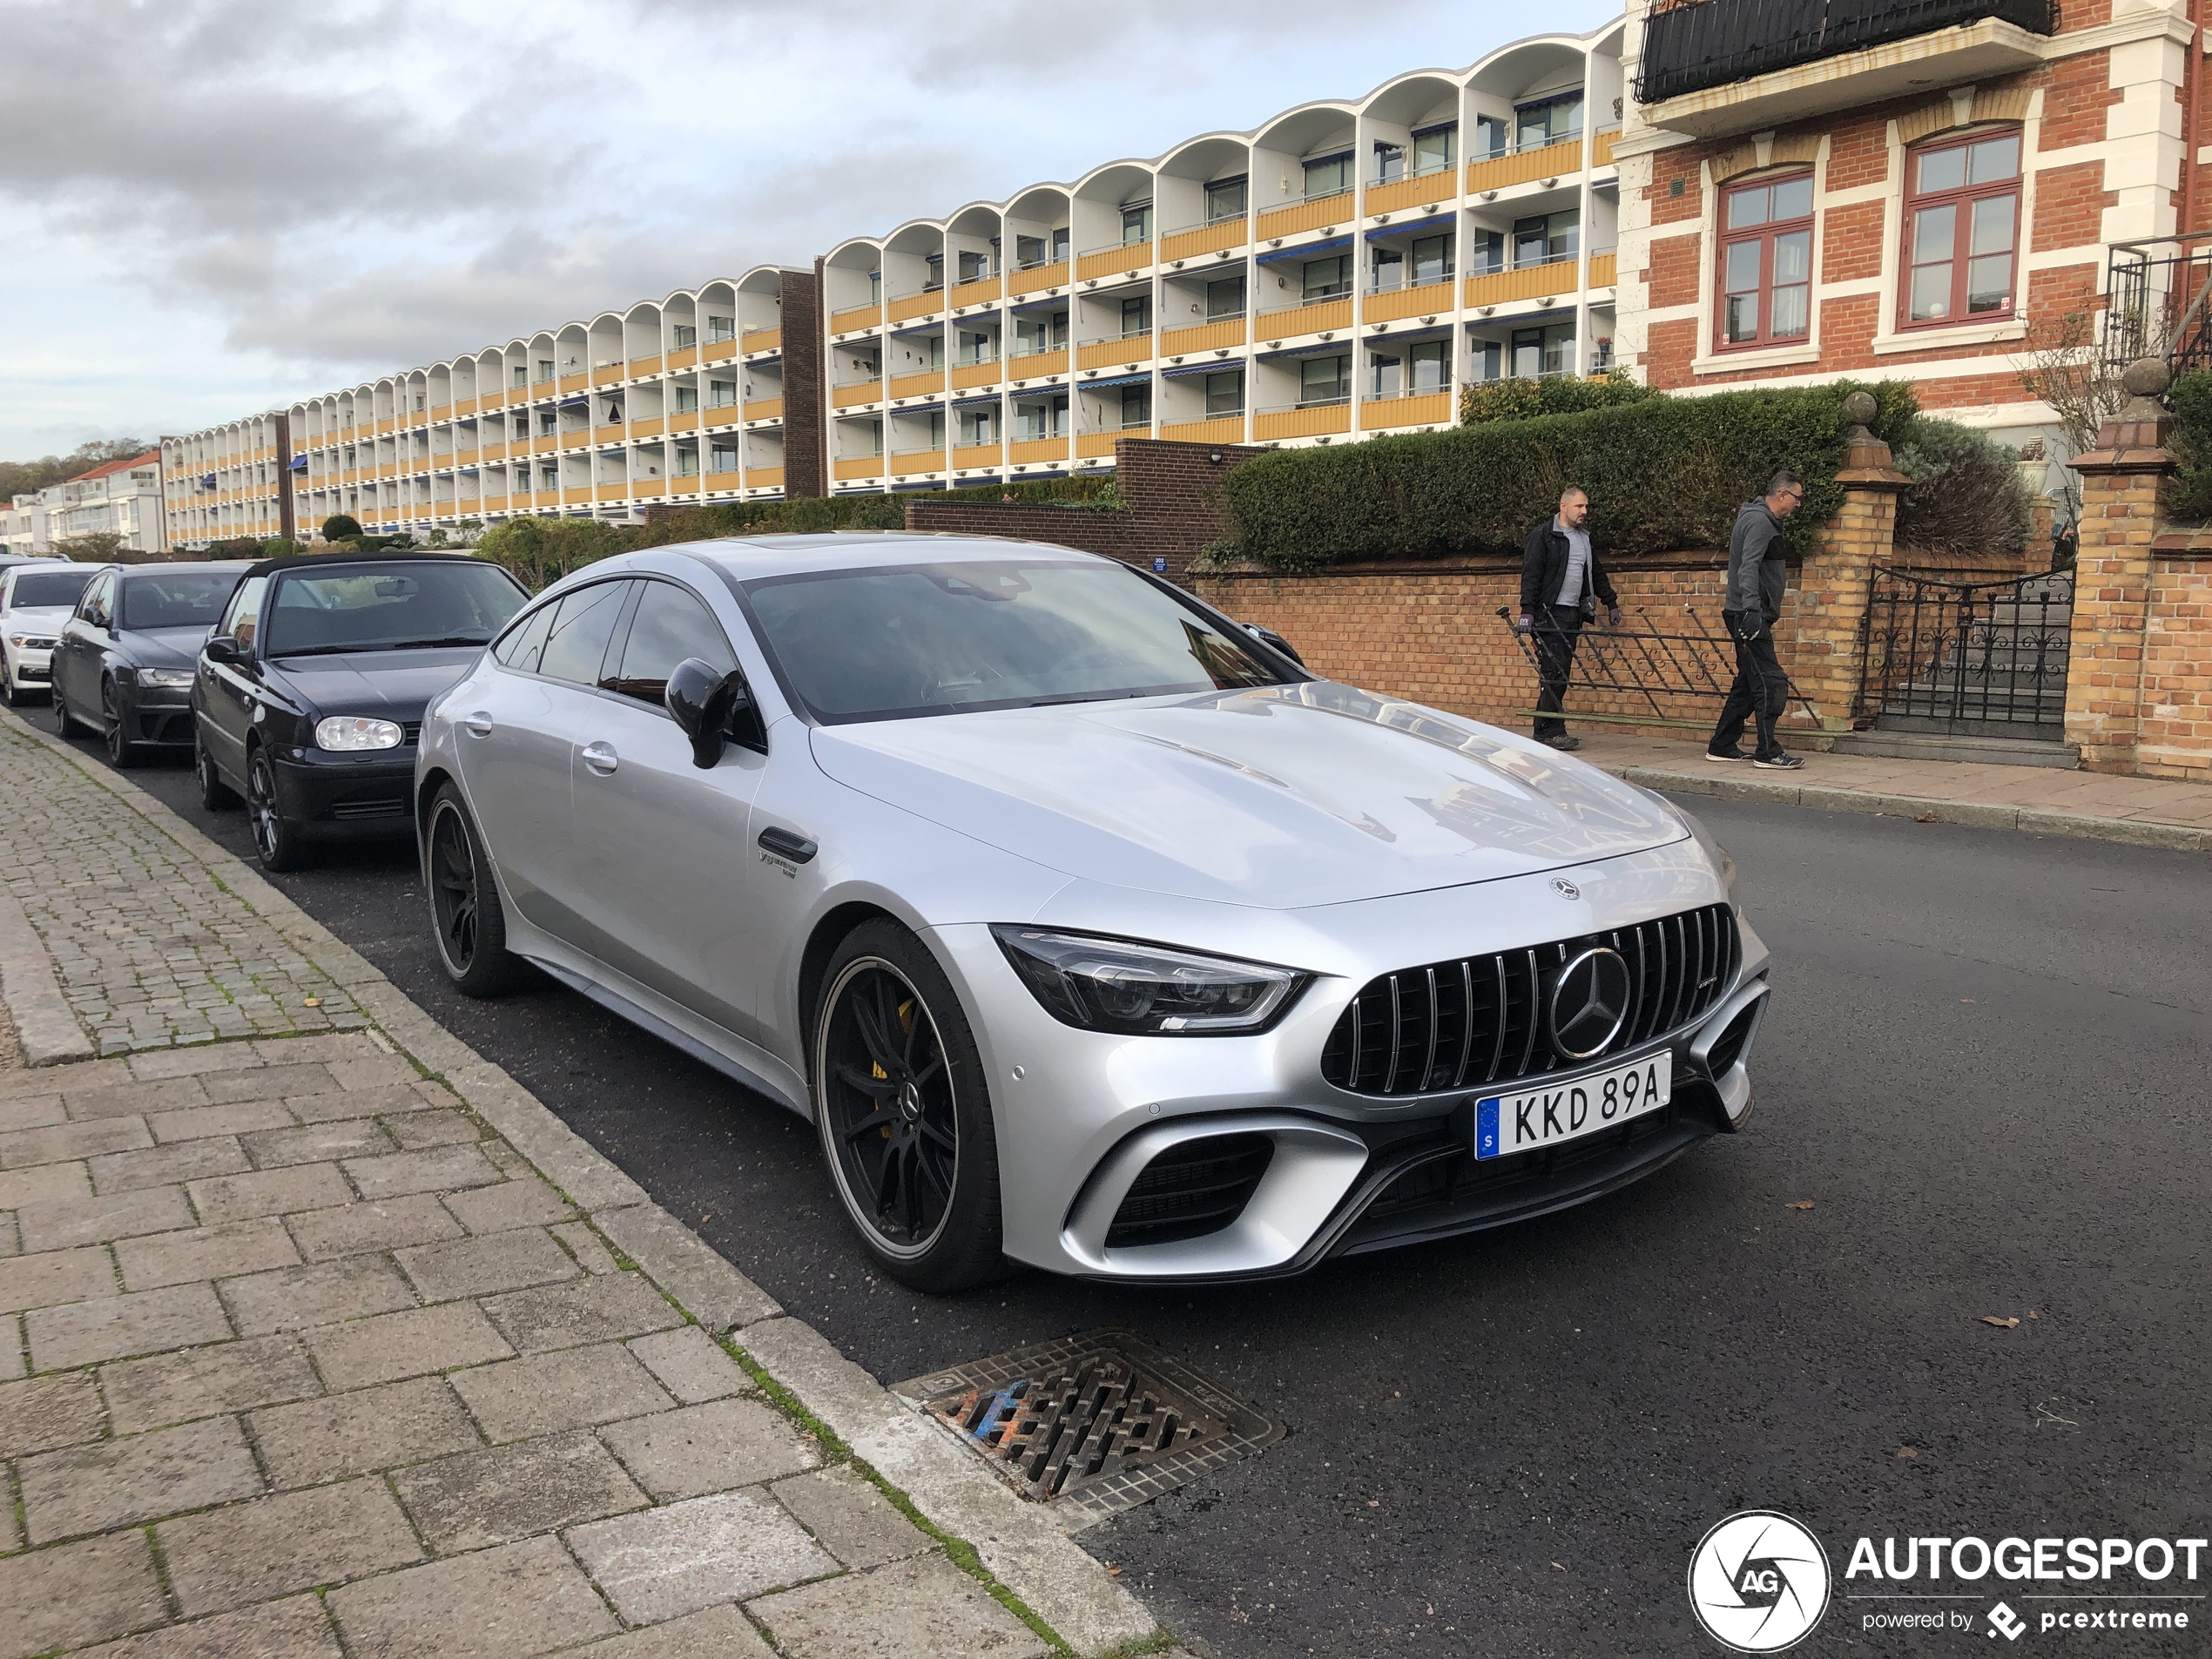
(1253, 402, 1351, 442)
(888, 291, 944, 325)
(376, 463, 396, 479)
(342, 469, 360, 485)
(627, 354, 663, 379)
(888, 370, 946, 401)
(1466, 137, 1582, 196)
(1590, 251, 1618, 287)
(377, 418, 395, 435)
(1365, 173, 1459, 218)
(953, 442, 1005, 469)
(1463, 264, 1579, 307)
(533, 435, 559, 455)
(596, 481, 631, 500)
(1254, 298, 1352, 342)
(480, 492, 509, 510)
(454, 446, 480, 463)
(1362, 390, 1454, 430)
(631, 479, 668, 498)
(1593, 128, 1618, 169)
(1010, 438, 1072, 464)
(558, 373, 589, 395)
(477, 393, 504, 412)
(429, 402, 450, 418)
(1007, 349, 1070, 380)
(1160, 219, 1247, 262)
(747, 465, 786, 489)
(456, 397, 478, 415)
(561, 486, 592, 505)
(618, 416, 658, 442)
(1077, 336, 1154, 370)
(889, 452, 943, 478)
(1160, 415, 1245, 445)
(834, 456, 886, 482)
(1008, 261, 1069, 298)
(830, 303, 885, 335)
(703, 337, 738, 363)
(950, 276, 1004, 310)
(833, 381, 881, 410)
(1257, 192, 1352, 240)
(591, 366, 622, 388)
(668, 346, 699, 370)
(1161, 317, 1246, 355)
(1077, 244, 1153, 281)
(742, 397, 783, 422)
(742, 327, 781, 354)
(482, 441, 508, 461)
(1364, 280, 1456, 325)
(950, 361, 1002, 391)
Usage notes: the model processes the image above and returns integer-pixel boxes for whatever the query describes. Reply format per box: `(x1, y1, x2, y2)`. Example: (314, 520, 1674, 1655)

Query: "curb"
(0, 708, 1158, 1656)
(1601, 762, 2212, 853)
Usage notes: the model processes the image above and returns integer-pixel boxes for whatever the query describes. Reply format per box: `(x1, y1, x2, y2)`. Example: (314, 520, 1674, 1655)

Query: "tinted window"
(261, 563, 526, 655)
(607, 582, 734, 705)
(10, 570, 93, 609)
(536, 581, 631, 685)
(81, 573, 116, 626)
(742, 561, 1291, 725)
(493, 602, 556, 673)
(221, 576, 268, 651)
(120, 571, 239, 631)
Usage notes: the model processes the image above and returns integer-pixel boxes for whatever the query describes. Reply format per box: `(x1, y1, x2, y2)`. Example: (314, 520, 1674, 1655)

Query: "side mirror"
(665, 657, 766, 769)
(205, 636, 243, 666)
(1244, 623, 1305, 666)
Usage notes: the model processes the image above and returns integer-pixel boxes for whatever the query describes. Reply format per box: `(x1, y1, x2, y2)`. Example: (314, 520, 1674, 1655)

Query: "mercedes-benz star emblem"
(1549, 946, 1632, 1061)
(1550, 878, 1581, 900)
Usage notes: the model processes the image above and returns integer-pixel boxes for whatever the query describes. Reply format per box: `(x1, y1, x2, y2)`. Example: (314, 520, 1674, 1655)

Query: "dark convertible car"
(192, 554, 529, 869)
(53, 563, 253, 766)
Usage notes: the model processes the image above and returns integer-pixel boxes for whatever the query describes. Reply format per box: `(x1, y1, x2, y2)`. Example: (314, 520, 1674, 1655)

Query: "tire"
(51, 679, 76, 736)
(195, 725, 239, 810)
(812, 920, 1003, 1293)
(245, 745, 307, 872)
(102, 682, 144, 769)
(425, 784, 523, 996)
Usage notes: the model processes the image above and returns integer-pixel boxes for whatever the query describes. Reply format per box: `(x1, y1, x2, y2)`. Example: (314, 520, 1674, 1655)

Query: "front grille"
(401, 721, 422, 745)
(1105, 1134, 1275, 1250)
(1320, 902, 1738, 1098)
(327, 796, 409, 821)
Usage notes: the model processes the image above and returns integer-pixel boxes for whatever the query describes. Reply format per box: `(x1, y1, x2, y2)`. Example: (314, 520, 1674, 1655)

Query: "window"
(1411, 233, 1453, 286)
(121, 571, 236, 631)
(961, 408, 995, 445)
(923, 253, 945, 292)
(1372, 246, 1404, 291)
(1467, 229, 1506, 276)
(536, 582, 630, 685)
(707, 314, 735, 341)
(1408, 340, 1450, 392)
(958, 249, 991, 283)
(1300, 354, 1351, 406)
(1303, 152, 1354, 198)
(869, 271, 883, 304)
(1514, 211, 1577, 268)
(1051, 394, 1070, 436)
(1902, 130, 2020, 327)
(1302, 254, 1351, 300)
(1413, 123, 1458, 175)
(1122, 202, 1153, 245)
(219, 576, 267, 650)
(1373, 142, 1406, 184)
(707, 380, 736, 407)
(675, 448, 699, 477)
(927, 334, 947, 370)
(676, 387, 698, 414)
(1120, 385, 1152, 428)
(1121, 294, 1153, 336)
(1052, 226, 1070, 261)
(606, 581, 734, 705)
(1474, 114, 1509, 161)
(1204, 275, 1245, 320)
(494, 601, 556, 672)
(1512, 323, 1576, 378)
(1204, 369, 1244, 416)
(536, 360, 554, 381)
(1206, 176, 1248, 221)
(1050, 308, 1070, 347)
(1016, 234, 1046, 267)
(710, 443, 738, 473)
(671, 325, 698, 349)
(1718, 172, 1814, 348)
(1515, 90, 1583, 152)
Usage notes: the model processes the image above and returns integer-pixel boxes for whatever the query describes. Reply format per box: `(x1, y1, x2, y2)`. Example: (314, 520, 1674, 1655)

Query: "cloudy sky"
(0, 0, 1614, 460)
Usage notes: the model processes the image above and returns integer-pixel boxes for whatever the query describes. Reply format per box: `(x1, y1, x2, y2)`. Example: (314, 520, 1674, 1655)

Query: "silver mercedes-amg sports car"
(416, 534, 1770, 1291)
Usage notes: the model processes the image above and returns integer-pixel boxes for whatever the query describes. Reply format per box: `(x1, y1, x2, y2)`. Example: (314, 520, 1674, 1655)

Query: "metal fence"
(1494, 604, 1821, 731)
(1855, 567, 2072, 732)
(2104, 238, 2212, 378)
(1635, 0, 2058, 105)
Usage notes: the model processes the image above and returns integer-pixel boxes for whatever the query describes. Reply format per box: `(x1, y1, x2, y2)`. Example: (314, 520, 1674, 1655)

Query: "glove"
(1607, 607, 1622, 627)
(1514, 614, 1534, 635)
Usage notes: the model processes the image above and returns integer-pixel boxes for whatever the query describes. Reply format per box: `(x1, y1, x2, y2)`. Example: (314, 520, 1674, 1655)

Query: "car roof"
(111, 560, 255, 578)
(241, 551, 492, 580)
(648, 532, 1116, 581)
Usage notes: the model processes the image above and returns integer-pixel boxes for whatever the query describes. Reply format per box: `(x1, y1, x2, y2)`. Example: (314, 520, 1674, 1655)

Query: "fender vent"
(1104, 1133, 1273, 1250)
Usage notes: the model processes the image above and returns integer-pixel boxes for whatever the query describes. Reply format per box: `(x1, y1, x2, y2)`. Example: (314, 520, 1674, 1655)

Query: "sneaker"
(1752, 751, 1804, 770)
(1705, 748, 1748, 763)
(1541, 733, 1581, 752)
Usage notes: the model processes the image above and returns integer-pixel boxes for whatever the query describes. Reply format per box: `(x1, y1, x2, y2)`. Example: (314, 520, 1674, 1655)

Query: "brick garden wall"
(2141, 545, 2212, 782)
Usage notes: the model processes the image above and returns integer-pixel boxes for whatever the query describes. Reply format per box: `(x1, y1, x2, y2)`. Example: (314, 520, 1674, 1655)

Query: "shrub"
(320, 513, 362, 542)
(51, 531, 126, 563)
(1890, 417, 2033, 564)
(261, 536, 300, 558)
(2167, 368, 2212, 521)
(208, 536, 266, 559)
(1459, 367, 1658, 426)
(1221, 381, 1920, 570)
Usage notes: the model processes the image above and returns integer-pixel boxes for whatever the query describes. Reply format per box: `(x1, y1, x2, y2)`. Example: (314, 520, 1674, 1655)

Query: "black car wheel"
(51, 679, 76, 735)
(246, 746, 306, 871)
(427, 784, 521, 996)
(813, 920, 1003, 1292)
(102, 682, 144, 769)
(195, 725, 239, 810)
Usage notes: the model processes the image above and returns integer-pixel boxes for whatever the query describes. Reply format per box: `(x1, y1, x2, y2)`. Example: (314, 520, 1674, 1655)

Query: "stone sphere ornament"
(2120, 356, 2172, 400)
(1841, 390, 1878, 426)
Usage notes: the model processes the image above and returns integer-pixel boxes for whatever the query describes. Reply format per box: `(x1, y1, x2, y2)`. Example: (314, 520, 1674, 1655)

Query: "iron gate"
(1496, 604, 1821, 732)
(1856, 567, 2072, 733)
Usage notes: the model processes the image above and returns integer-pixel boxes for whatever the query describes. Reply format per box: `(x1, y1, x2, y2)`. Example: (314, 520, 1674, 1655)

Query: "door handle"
(581, 740, 618, 775)
(462, 711, 493, 738)
(757, 826, 817, 864)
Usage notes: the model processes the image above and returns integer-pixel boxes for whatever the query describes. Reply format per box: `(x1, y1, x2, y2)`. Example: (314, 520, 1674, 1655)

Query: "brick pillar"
(2064, 359, 2176, 773)
(782, 266, 827, 500)
(1787, 392, 1909, 732)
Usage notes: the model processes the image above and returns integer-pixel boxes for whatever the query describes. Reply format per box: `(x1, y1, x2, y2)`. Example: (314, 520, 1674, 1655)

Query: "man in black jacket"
(1517, 485, 1619, 752)
(1707, 469, 1804, 768)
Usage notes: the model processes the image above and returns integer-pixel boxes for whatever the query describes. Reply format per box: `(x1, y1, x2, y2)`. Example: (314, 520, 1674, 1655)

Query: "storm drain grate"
(898, 1329, 1284, 1528)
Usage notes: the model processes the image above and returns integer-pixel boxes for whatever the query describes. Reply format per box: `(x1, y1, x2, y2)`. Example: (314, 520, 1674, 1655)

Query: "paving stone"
(568, 1488, 837, 1625)
(451, 1343, 673, 1442)
(291, 1082, 429, 1123)
(384, 1109, 482, 1150)
(444, 1172, 574, 1234)
(0, 1057, 129, 1098)
(1, 1116, 152, 1169)
(15, 1183, 193, 1252)
(330, 1534, 619, 1659)
(104, 1332, 322, 1433)
(219, 1254, 415, 1336)
(306, 1300, 514, 1391)
(189, 1162, 353, 1224)
(199, 1062, 338, 1103)
(0, 1243, 116, 1312)
(117, 1216, 300, 1291)
(559, 1605, 775, 1658)
(252, 1373, 482, 1487)
(0, 1160, 92, 1210)
(0, 1488, 16, 1554)
(602, 1395, 820, 1501)
(62, 1074, 208, 1121)
(90, 1136, 249, 1195)
(324, 1053, 421, 1091)
(20, 1414, 264, 1543)
(287, 1192, 463, 1262)
(0, 1531, 168, 1659)
(0, 1369, 105, 1454)
(625, 1325, 753, 1404)
(346, 1144, 502, 1200)
(158, 1478, 425, 1615)
(749, 1554, 1049, 1659)
(553, 1220, 620, 1275)
(772, 1465, 933, 1569)
(0, 1094, 63, 1133)
(29, 1281, 231, 1369)
(243, 1117, 394, 1169)
(73, 1595, 344, 1659)
(0, 1212, 14, 1258)
(128, 1044, 282, 1082)
(147, 1098, 297, 1143)
(397, 1226, 579, 1302)
(394, 1428, 650, 1553)
(0, 1312, 20, 1380)
(256, 1033, 381, 1068)
(482, 1271, 682, 1355)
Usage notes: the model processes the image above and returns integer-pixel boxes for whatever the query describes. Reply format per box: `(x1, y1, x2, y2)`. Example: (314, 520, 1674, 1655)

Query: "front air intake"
(1105, 1134, 1275, 1250)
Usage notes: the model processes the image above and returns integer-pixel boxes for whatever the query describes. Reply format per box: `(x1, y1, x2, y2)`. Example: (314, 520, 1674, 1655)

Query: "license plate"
(1474, 1053, 1671, 1160)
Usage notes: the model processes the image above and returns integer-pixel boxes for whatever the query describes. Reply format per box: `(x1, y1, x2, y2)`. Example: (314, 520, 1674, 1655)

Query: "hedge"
(2167, 368, 2212, 521)
(1459, 368, 1658, 425)
(1890, 416, 2033, 563)
(1217, 380, 1920, 570)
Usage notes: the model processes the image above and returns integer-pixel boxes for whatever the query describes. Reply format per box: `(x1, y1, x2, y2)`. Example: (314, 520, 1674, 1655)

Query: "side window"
(605, 580, 737, 705)
(492, 601, 556, 674)
(535, 581, 631, 686)
(221, 576, 268, 651)
(81, 573, 114, 627)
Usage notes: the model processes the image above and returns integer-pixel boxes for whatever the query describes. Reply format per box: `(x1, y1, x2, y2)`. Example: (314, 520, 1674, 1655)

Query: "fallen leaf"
(1982, 1316, 2020, 1329)
(1785, 1199, 1815, 1211)
(1960, 998, 1976, 1004)
(1552, 1561, 1566, 1571)
(2027, 1310, 2039, 1319)
(1897, 1447, 1919, 1459)
(1108, 1567, 1123, 1576)
(303, 996, 322, 1008)
(1914, 812, 1940, 823)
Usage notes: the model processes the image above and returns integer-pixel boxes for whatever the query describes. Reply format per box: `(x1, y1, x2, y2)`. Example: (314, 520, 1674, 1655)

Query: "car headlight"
(315, 716, 404, 751)
(991, 926, 1309, 1035)
(137, 668, 195, 689)
(1678, 805, 1737, 893)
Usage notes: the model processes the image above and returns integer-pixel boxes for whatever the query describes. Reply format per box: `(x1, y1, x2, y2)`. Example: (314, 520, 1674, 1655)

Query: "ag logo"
(1688, 1511, 1831, 1653)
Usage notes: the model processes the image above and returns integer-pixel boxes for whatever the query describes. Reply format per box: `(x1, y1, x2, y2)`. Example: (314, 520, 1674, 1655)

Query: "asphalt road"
(74, 729, 2212, 1658)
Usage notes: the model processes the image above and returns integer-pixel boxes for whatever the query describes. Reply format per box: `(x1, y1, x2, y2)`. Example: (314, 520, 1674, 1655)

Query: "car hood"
(808, 681, 1686, 908)
(120, 627, 218, 670)
(264, 647, 485, 717)
(3, 607, 74, 634)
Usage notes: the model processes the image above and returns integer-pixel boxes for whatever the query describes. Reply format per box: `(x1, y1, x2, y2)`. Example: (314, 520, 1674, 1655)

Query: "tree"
(51, 531, 126, 562)
(320, 513, 363, 542)
(2012, 313, 2124, 459)
(0, 438, 152, 503)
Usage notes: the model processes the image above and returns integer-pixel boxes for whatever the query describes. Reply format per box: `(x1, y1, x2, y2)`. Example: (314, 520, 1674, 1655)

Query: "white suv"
(1, 562, 96, 706)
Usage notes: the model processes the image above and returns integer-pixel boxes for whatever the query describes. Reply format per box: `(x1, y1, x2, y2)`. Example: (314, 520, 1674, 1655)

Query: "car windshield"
(740, 560, 1293, 723)
(262, 563, 527, 656)
(120, 571, 239, 631)
(10, 570, 93, 609)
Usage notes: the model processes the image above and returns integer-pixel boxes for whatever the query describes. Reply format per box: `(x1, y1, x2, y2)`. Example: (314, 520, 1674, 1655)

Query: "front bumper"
(120, 685, 195, 745)
(267, 745, 419, 840)
(6, 645, 52, 686)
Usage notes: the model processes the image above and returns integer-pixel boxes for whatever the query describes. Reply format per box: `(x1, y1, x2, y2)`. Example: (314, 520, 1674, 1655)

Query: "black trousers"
(1710, 610, 1788, 758)
(1532, 604, 1584, 738)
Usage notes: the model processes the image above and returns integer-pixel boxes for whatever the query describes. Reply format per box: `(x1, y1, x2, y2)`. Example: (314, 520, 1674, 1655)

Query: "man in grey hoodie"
(1707, 470, 1805, 769)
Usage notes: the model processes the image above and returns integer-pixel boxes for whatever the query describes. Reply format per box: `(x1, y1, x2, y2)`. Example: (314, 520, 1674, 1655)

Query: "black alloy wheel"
(51, 678, 76, 735)
(102, 682, 143, 769)
(195, 726, 238, 810)
(246, 747, 305, 872)
(426, 784, 520, 996)
(813, 920, 1003, 1292)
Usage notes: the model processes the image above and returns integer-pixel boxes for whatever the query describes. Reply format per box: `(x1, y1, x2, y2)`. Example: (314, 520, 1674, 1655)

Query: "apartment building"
(4, 450, 167, 556)
(163, 415, 291, 550)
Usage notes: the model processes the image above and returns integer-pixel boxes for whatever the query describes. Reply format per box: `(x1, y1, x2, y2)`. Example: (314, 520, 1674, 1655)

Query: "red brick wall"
(2141, 553, 2212, 780)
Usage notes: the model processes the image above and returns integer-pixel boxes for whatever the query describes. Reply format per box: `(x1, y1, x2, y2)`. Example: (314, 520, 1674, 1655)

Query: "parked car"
(52, 562, 252, 766)
(0, 561, 96, 706)
(417, 536, 1770, 1291)
(192, 553, 529, 870)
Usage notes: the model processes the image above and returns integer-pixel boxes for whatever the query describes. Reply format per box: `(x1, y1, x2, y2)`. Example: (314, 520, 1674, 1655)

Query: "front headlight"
(315, 716, 403, 751)
(991, 926, 1309, 1035)
(1678, 805, 1737, 893)
(138, 668, 195, 689)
